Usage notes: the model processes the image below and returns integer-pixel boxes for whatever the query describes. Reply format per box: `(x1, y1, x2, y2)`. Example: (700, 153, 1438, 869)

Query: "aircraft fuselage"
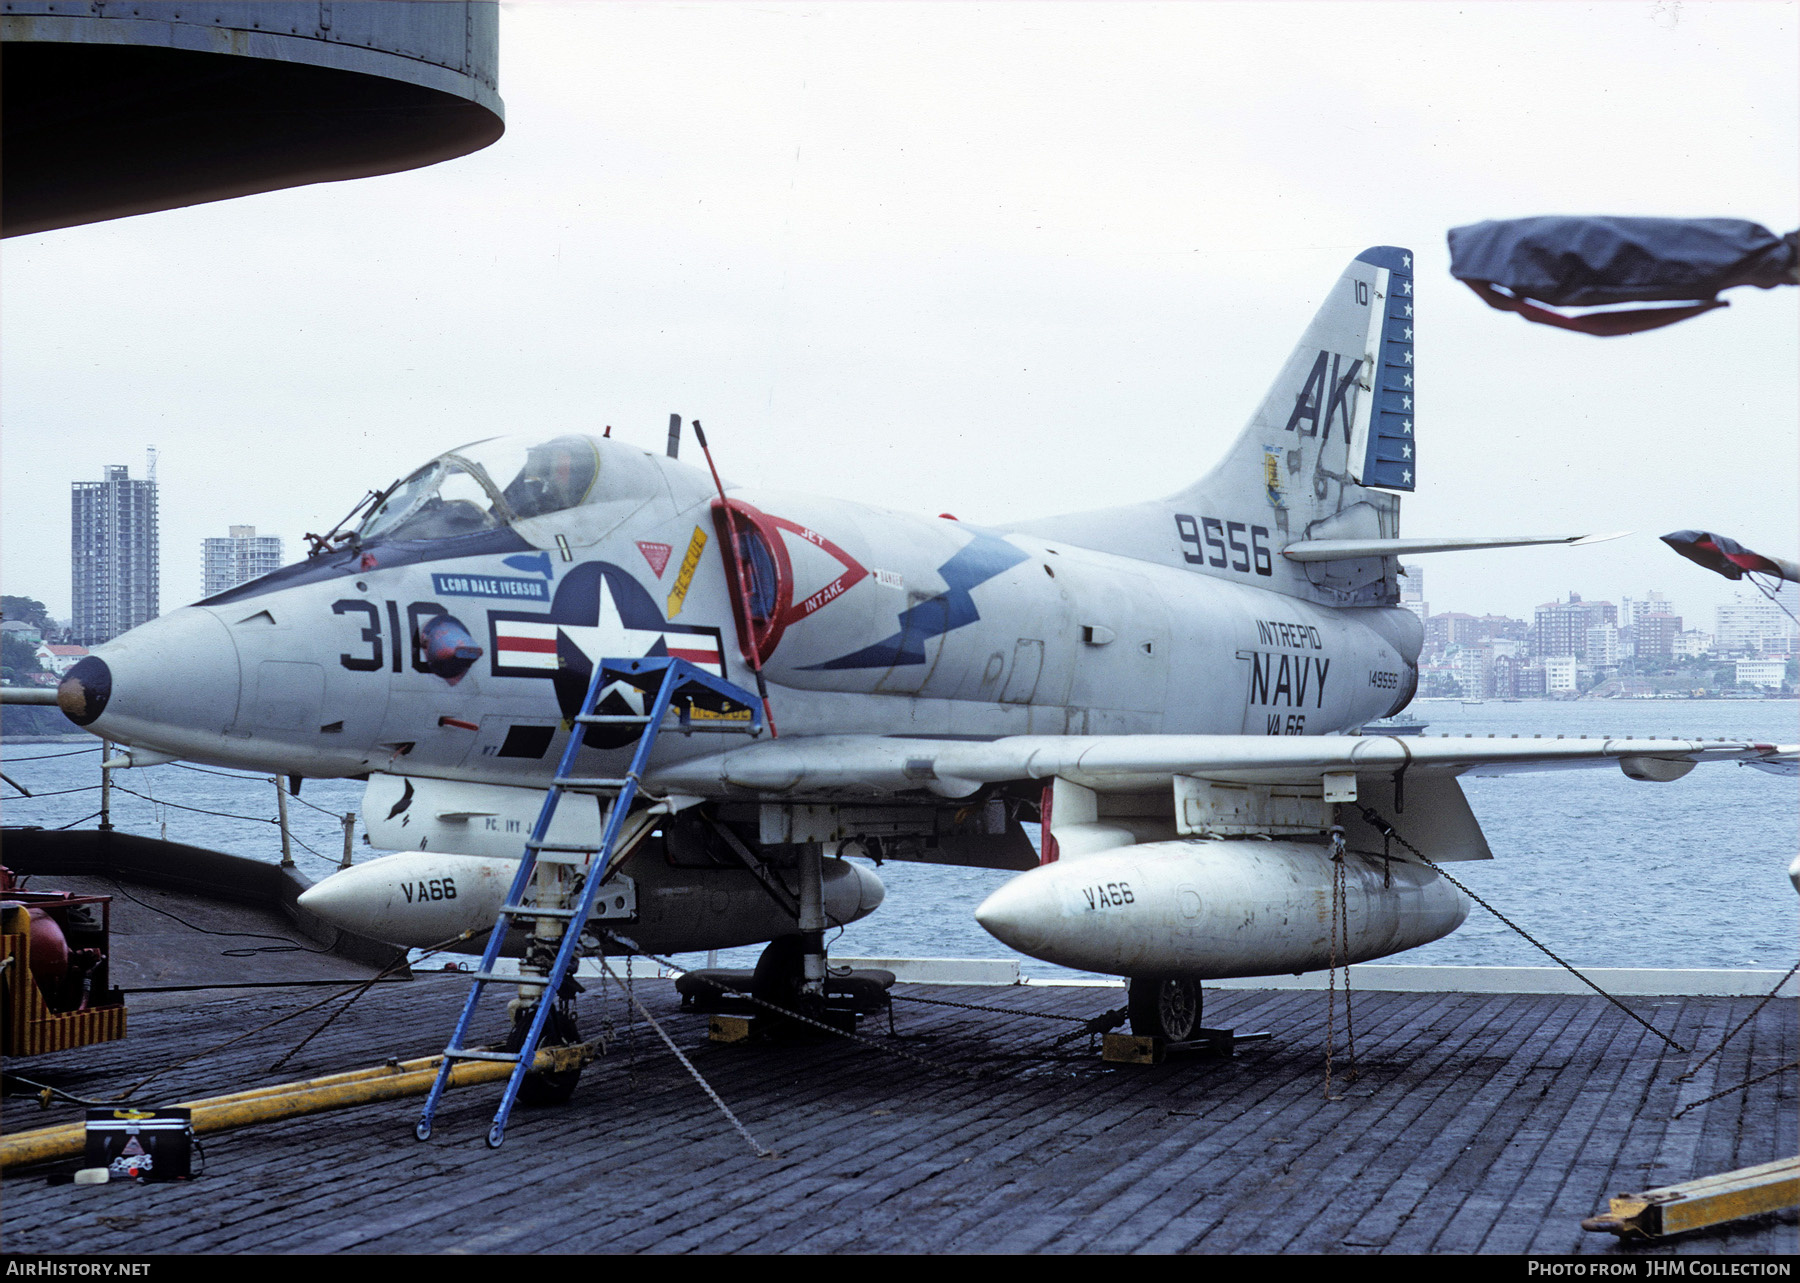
(68, 441, 1419, 787)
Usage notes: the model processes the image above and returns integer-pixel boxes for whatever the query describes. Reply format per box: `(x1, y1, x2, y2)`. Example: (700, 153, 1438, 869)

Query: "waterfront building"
(1672, 630, 1713, 660)
(203, 525, 285, 597)
(1451, 646, 1489, 699)
(1488, 651, 1519, 699)
(1544, 654, 1579, 693)
(71, 459, 159, 646)
(1734, 658, 1788, 689)
(1630, 591, 1674, 627)
(1714, 593, 1799, 656)
(34, 642, 89, 676)
(1532, 594, 1617, 660)
(1635, 613, 1683, 665)
(1585, 622, 1619, 668)
(1426, 612, 1483, 655)
(1480, 615, 1530, 645)
(1399, 564, 1428, 625)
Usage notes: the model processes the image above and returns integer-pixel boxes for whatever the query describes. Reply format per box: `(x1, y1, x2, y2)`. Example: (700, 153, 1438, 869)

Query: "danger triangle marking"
(636, 541, 673, 577)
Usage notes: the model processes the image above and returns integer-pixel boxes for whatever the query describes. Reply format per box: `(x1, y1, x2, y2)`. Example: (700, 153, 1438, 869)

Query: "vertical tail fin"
(1173, 245, 1418, 606)
(1012, 246, 1418, 607)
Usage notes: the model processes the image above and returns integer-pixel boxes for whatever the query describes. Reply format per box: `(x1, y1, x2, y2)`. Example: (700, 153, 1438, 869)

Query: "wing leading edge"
(651, 732, 1797, 800)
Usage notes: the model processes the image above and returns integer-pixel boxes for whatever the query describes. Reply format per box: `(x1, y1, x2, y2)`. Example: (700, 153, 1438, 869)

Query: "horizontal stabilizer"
(1282, 532, 1626, 562)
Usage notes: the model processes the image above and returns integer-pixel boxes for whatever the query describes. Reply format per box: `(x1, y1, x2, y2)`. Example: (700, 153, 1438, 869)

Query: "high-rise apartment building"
(1635, 613, 1683, 664)
(1715, 593, 1799, 656)
(203, 525, 285, 598)
(1532, 594, 1617, 659)
(1585, 622, 1620, 668)
(71, 459, 159, 646)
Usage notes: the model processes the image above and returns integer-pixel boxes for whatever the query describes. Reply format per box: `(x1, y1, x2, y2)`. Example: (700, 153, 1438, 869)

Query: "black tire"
(751, 934, 830, 1029)
(751, 935, 807, 1010)
(503, 1002, 583, 1106)
(1127, 977, 1202, 1042)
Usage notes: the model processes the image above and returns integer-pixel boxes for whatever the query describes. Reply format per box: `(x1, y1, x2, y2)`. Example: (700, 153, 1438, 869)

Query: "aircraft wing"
(652, 732, 1799, 799)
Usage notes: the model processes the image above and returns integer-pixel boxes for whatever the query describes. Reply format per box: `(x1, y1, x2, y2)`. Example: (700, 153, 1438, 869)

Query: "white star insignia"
(1404, 326, 1413, 339)
(560, 584, 666, 661)
(1404, 303, 1413, 317)
(1402, 419, 1412, 433)
(1403, 469, 1413, 484)
(1400, 281, 1412, 295)
(1404, 351, 1414, 364)
(1402, 374, 1413, 387)
(1402, 444, 1412, 459)
(1402, 395, 1413, 409)
(1402, 254, 1412, 269)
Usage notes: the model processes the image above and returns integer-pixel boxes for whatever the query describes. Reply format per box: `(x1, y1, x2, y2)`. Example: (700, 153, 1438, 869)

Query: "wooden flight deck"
(2, 966, 1793, 1255)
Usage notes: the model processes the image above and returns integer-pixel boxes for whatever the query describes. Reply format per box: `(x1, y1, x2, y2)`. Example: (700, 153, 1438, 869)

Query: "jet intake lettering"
(799, 577, 852, 618)
(1247, 651, 1331, 709)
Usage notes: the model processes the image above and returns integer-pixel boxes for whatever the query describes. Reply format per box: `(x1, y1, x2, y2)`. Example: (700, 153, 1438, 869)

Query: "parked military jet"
(57, 247, 1794, 1046)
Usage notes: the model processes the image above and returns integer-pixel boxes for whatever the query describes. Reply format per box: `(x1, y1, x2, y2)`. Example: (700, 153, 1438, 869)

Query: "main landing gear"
(1128, 977, 1204, 1043)
(1110, 977, 1271, 1062)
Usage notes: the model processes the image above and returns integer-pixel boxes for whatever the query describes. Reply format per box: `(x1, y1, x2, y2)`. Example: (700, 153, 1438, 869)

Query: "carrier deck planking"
(2, 970, 1793, 1255)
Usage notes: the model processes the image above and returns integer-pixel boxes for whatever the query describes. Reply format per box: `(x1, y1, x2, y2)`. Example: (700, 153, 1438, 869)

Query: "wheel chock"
(1582, 1155, 1800, 1239)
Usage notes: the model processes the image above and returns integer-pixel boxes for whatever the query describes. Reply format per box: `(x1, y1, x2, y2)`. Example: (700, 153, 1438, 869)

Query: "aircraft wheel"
(752, 935, 822, 1024)
(1128, 977, 1202, 1042)
(503, 1002, 583, 1106)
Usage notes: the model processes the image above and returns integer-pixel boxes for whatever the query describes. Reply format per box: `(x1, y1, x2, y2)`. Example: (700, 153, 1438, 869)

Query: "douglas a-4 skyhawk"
(57, 247, 1794, 1118)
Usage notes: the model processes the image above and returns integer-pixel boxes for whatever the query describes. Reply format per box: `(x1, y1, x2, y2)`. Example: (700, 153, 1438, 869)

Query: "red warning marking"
(637, 541, 673, 577)
(711, 499, 869, 666)
(438, 716, 480, 731)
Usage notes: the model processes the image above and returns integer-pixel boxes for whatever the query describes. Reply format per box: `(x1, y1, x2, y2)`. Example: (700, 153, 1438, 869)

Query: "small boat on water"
(1357, 711, 1430, 736)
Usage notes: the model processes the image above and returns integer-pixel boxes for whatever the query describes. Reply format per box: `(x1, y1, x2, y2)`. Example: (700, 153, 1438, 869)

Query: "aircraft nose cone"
(71, 607, 242, 749)
(57, 656, 113, 725)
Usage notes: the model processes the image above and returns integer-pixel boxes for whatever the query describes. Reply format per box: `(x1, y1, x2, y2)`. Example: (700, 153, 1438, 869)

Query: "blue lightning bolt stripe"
(804, 532, 1030, 670)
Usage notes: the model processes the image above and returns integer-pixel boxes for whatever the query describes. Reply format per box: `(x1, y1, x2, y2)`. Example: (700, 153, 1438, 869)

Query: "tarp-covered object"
(1448, 217, 1798, 335)
(1661, 530, 1800, 585)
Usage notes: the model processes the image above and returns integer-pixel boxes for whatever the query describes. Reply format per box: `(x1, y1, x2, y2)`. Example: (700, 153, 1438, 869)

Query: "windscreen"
(358, 435, 601, 543)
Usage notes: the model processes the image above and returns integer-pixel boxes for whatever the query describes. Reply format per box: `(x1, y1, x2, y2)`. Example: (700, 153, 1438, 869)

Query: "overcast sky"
(4, 1, 1795, 631)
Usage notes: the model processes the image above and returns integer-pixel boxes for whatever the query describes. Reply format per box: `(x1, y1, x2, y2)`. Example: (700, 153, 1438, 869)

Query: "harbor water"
(3, 699, 1795, 980)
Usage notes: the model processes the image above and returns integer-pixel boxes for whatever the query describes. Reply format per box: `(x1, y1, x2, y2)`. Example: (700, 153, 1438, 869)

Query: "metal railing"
(1, 731, 359, 871)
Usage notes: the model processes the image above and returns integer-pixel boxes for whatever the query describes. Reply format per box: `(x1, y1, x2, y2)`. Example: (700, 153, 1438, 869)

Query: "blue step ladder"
(415, 655, 765, 1148)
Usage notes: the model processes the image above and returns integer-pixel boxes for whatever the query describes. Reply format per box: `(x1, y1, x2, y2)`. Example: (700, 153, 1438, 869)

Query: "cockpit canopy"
(358, 435, 602, 543)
